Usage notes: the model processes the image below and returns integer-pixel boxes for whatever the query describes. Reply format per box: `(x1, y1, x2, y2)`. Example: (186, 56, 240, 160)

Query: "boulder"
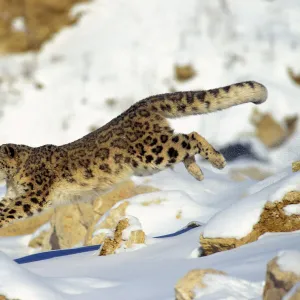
(175, 269, 226, 300)
(263, 251, 300, 300)
(89, 181, 157, 245)
(99, 216, 146, 256)
(174, 64, 196, 82)
(42, 202, 94, 250)
(250, 108, 297, 148)
(0, 0, 88, 53)
(27, 180, 157, 250)
(201, 191, 300, 256)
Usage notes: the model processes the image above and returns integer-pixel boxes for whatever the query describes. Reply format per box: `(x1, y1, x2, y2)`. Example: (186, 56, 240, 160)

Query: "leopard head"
(0, 144, 32, 181)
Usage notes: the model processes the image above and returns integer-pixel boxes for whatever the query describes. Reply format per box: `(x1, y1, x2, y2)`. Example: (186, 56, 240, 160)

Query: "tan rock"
(287, 285, 300, 300)
(88, 180, 157, 245)
(99, 216, 146, 256)
(43, 202, 94, 250)
(22, 180, 156, 250)
(292, 161, 300, 173)
(175, 269, 226, 300)
(0, 295, 19, 300)
(200, 191, 300, 256)
(0, 0, 88, 54)
(28, 228, 50, 249)
(93, 180, 158, 220)
(174, 64, 196, 82)
(285, 115, 298, 138)
(251, 108, 286, 148)
(263, 254, 300, 300)
(287, 67, 300, 86)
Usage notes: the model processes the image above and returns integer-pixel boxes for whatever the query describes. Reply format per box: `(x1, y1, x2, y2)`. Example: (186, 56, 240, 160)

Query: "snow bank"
(97, 190, 206, 236)
(277, 250, 300, 276)
(0, 252, 64, 300)
(203, 170, 300, 239)
(194, 273, 263, 300)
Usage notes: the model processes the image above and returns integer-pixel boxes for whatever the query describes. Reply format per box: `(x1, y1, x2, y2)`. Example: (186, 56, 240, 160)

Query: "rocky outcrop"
(250, 108, 297, 148)
(99, 216, 146, 256)
(200, 191, 300, 256)
(263, 251, 300, 300)
(26, 180, 156, 250)
(0, 0, 88, 54)
(43, 202, 94, 250)
(89, 181, 158, 245)
(175, 269, 226, 300)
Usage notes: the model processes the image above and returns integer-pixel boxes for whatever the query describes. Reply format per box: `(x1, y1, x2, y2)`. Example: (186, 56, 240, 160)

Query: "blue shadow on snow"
(15, 222, 201, 264)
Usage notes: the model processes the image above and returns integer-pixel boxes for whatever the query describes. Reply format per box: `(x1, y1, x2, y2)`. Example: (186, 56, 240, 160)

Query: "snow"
(11, 16, 26, 32)
(0, 252, 64, 300)
(277, 250, 300, 276)
(203, 170, 300, 239)
(284, 203, 300, 216)
(194, 273, 263, 300)
(120, 216, 143, 240)
(0, 0, 300, 299)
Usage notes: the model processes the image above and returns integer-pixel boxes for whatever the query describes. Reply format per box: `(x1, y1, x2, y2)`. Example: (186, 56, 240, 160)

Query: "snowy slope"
(1, 0, 300, 299)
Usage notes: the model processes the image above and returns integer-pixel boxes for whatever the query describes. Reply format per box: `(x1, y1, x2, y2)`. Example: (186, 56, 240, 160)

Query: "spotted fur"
(0, 81, 267, 227)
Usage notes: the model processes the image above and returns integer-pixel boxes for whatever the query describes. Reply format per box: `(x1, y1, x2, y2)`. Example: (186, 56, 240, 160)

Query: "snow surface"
(203, 169, 300, 239)
(194, 273, 263, 300)
(0, 0, 300, 299)
(277, 250, 300, 276)
(284, 203, 300, 216)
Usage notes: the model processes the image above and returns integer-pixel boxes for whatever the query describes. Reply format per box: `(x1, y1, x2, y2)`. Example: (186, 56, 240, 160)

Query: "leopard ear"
(4, 145, 16, 159)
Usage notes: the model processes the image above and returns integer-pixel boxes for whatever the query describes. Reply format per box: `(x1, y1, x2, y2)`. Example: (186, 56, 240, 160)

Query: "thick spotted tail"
(140, 81, 267, 118)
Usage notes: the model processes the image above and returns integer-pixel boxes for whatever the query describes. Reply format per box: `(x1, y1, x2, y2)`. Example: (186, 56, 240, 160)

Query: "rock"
(174, 64, 196, 82)
(0, 0, 88, 54)
(0, 295, 19, 300)
(263, 251, 300, 300)
(175, 269, 226, 300)
(89, 181, 157, 245)
(292, 161, 300, 172)
(285, 115, 298, 138)
(286, 284, 300, 300)
(24, 180, 156, 250)
(200, 191, 300, 256)
(250, 108, 298, 148)
(28, 228, 50, 249)
(287, 67, 300, 86)
(250, 108, 286, 148)
(43, 202, 94, 250)
(99, 216, 146, 256)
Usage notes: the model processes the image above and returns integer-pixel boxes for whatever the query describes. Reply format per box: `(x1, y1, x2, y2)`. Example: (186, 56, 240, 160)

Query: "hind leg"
(158, 131, 226, 181)
(188, 132, 226, 169)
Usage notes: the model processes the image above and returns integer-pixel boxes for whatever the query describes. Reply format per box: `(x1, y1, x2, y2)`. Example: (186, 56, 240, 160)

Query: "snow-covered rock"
(201, 170, 300, 255)
(263, 251, 300, 300)
(99, 216, 146, 256)
(175, 269, 226, 300)
(175, 269, 262, 300)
